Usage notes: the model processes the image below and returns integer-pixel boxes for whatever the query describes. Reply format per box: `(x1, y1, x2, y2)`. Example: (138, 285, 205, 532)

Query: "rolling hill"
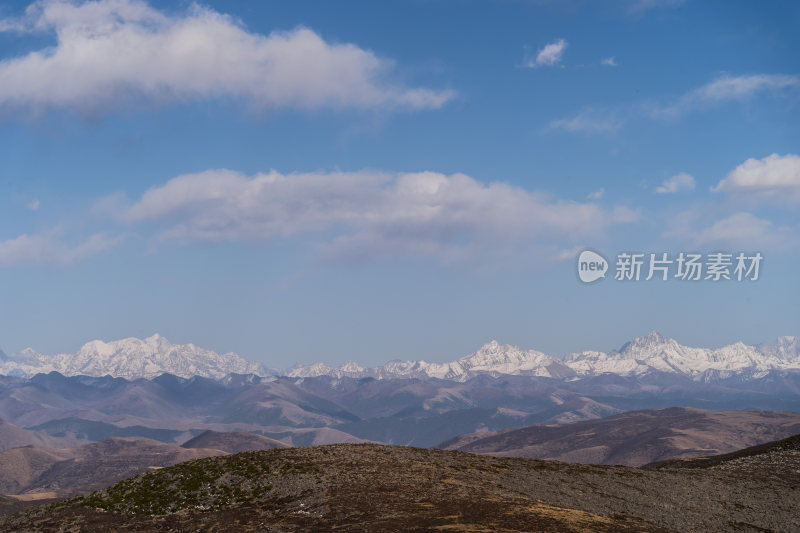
(2, 441, 797, 531)
(438, 406, 800, 466)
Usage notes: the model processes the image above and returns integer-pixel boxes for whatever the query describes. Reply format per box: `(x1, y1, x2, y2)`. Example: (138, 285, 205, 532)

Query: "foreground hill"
(2, 442, 797, 532)
(181, 430, 289, 453)
(438, 406, 800, 466)
(0, 438, 226, 496)
(645, 431, 800, 475)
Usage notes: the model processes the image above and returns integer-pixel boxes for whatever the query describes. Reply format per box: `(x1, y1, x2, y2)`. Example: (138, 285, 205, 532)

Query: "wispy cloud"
(548, 108, 622, 134)
(587, 188, 605, 200)
(553, 73, 799, 135)
(0, 230, 121, 267)
(601, 57, 617, 67)
(651, 74, 800, 118)
(25, 199, 40, 211)
(0, 0, 454, 114)
(656, 172, 695, 194)
(713, 153, 800, 203)
(664, 209, 798, 250)
(692, 213, 797, 249)
(525, 39, 567, 68)
(111, 169, 638, 264)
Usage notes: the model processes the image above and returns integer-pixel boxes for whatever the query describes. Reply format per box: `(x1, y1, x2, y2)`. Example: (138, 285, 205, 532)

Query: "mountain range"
(1, 331, 799, 382)
(0, 334, 268, 380)
(1, 331, 799, 452)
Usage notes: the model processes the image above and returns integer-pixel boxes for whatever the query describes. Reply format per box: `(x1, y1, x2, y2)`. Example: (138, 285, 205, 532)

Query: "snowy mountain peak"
(145, 333, 170, 346)
(0, 335, 269, 380)
(567, 333, 800, 379)
(340, 361, 365, 373)
(461, 341, 554, 368)
(478, 340, 502, 351)
(2, 332, 798, 382)
(288, 340, 572, 382)
(619, 331, 672, 353)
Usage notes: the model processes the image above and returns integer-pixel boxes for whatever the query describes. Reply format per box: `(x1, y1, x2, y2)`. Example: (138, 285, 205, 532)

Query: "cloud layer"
(0, 231, 120, 266)
(548, 108, 622, 134)
(112, 169, 638, 263)
(0, 0, 453, 113)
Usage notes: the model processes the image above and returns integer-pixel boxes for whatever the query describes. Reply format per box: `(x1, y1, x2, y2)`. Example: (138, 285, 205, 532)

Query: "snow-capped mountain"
(287, 340, 574, 382)
(287, 332, 800, 383)
(0, 334, 268, 380)
(758, 336, 800, 363)
(563, 331, 800, 380)
(0, 332, 797, 382)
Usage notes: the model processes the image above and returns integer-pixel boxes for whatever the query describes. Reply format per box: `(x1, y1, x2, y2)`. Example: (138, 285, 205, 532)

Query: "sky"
(0, 0, 798, 367)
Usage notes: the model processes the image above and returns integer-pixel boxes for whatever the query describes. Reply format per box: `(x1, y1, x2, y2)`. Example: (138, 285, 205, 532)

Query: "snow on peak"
(566, 333, 800, 378)
(288, 340, 573, 381)
(2, 332, 797, 382)
(618, 331, 673, 353)
(459, 341, 562, 376)
(0, 335, 268, 380)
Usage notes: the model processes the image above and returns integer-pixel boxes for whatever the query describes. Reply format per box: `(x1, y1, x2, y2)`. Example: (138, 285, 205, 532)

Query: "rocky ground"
(0, 442, 797, 532)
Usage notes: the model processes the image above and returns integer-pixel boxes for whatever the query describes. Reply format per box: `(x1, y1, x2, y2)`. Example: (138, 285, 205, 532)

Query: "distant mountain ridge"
(0, 419, 84, 452)
(288, 331, 800, 383)
(286, 340, 574, 381)
(0, 334, 268, 380)
(563, 331, 800, 381)
(0, 331, 798, 382)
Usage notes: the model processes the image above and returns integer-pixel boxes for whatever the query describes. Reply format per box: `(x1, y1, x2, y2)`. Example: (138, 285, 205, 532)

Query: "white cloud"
(0, 0, 454, 113)
(0, 230, 120, 266)
(713, 153, 800, 203)
(554, 73, 798, 134)
(553, 246, 584, 262)
(26, 199, 40, 211)
(548, 108, 622, 134)
(113, 169, 638, 263)
(693, 213, 797, 249)
(601, 57, 617, 67)
(587, 188, 605, 200)
(664, 210, 798, 250)
(652, 74, 800, 118)
(526, 39, 567, 68)
(656, 172, 695, 194)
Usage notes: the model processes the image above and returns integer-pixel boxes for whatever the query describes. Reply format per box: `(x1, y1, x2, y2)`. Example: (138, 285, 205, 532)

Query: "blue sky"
(0, 0, 798, 366)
